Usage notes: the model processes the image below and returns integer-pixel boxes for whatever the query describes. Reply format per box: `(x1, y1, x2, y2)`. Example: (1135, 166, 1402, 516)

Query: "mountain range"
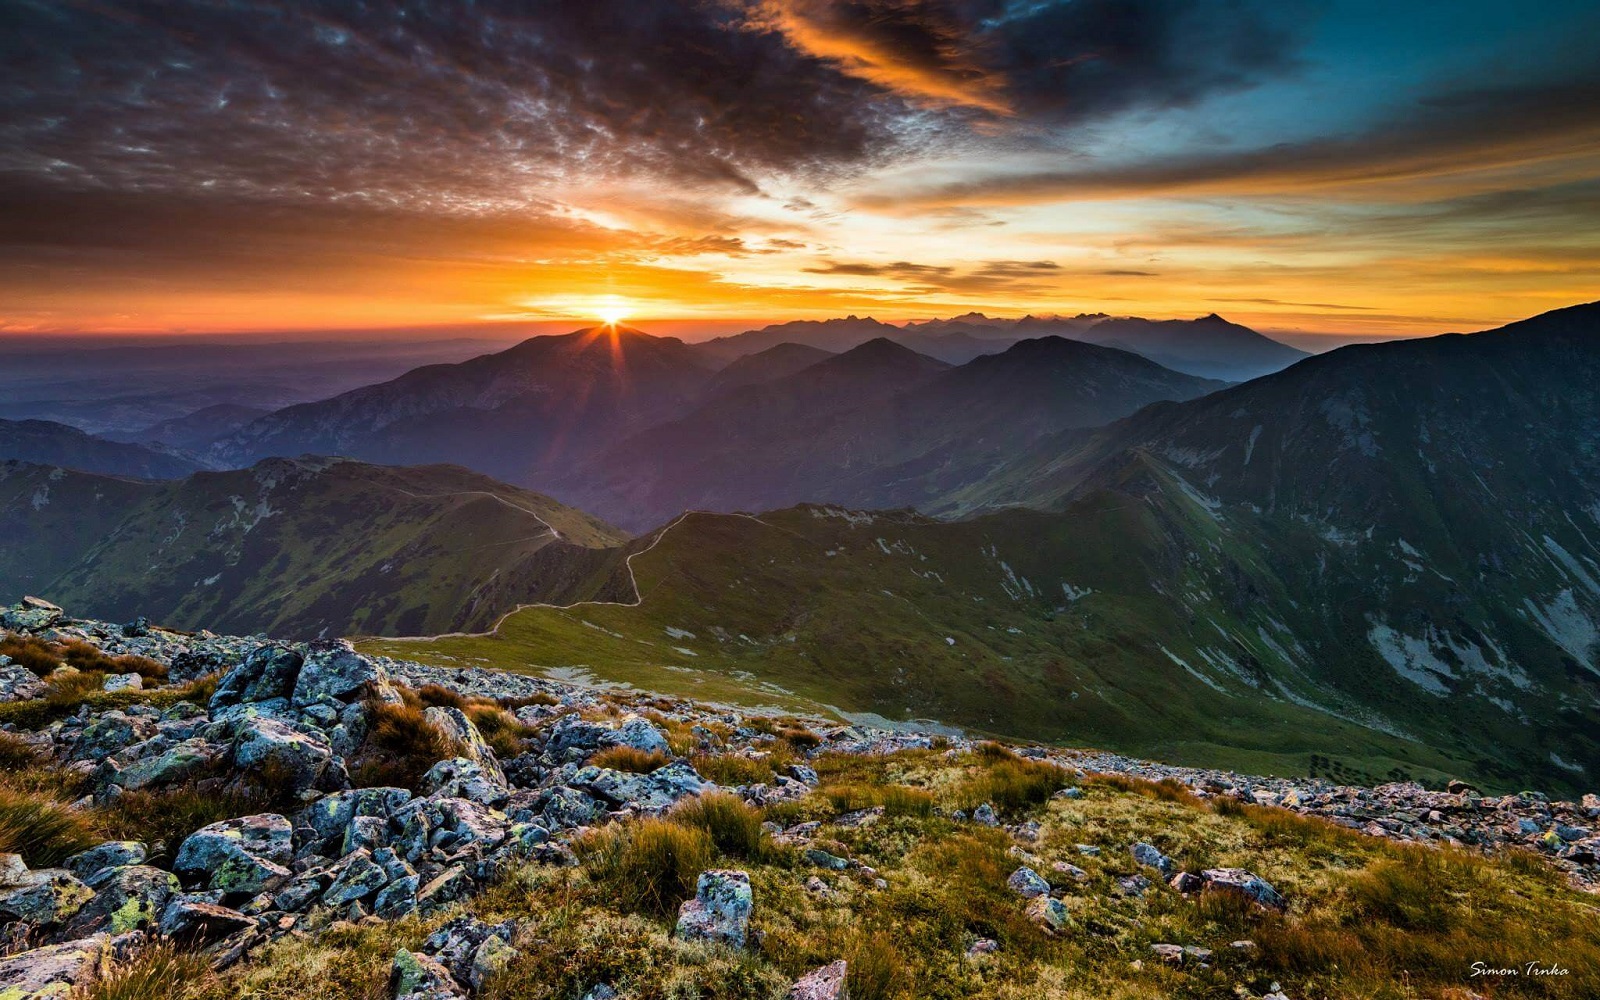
(0, 418, 205, 479)
(3, 302, 1596, 790)
(0, 457, 627, 638)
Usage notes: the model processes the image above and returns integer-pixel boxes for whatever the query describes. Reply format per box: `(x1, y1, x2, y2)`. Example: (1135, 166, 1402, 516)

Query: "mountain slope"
(0, 457, 630, 638)
(700, 342, 836, 396)
(946, 301, 1600, 786)
(108, 403, 271, 449)
(692, 316, 1009, 366)
(0, 418, 205, 478)
(1072, 313, 1309, 380)
(565, 336, 1224, 529)
(208, 327, 715, 482)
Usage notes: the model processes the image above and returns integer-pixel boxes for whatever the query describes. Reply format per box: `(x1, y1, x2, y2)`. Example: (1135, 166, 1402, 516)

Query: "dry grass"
(0, 786, 100, 867)
(575, 818, 714, 918)
(668, 792, 772, 861)
(464, 703, 536, 759)
(689, 752, 775, 787)
(957, 757, 1071, 814)
(348, 698, 462, 791)
(590, 745, 670, 774)
(84, 941, 214, 1000)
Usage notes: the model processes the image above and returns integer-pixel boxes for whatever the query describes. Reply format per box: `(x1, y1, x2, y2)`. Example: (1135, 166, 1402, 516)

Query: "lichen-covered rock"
(468, 935, 518, 993)
(1130, 841, 1176, 876)
(1025, 895, 1070, 933)
(1006, 866, 1050, 899)
(420, 758, 509, 807)
(301, 787, 412, 846)
(422, 916, 516, 987)
(675, 870, 753, 948)
(422, 707, 504, 782)
(0, 933, 108, 999)
(415, 866, 473, 913)
(66, 865, 179, 936)
(373, 874, 420, 919)
(613, 716, 671, 756)
(212, 645, 303, 708)
(321, 850, 389, 906)
(101, 673, 143, 693)
(63, 843, 147, 882)
(1, 597, 63, 633)
(570, 759, 710, 813)
(292, 641, 391, 709)
(107, 738, 215, 792)
(232, 717, 334, 792)
(0, 868, 94, 926)
(158, 898, 255, 943)
(787, 960, 848, 1000)
(535, 786, 604, 831)
(390, 948, 465, 1000)
(173, 814, 293, 896)
(0, 663, 46, 702)
(1201, 868, 1286, 910)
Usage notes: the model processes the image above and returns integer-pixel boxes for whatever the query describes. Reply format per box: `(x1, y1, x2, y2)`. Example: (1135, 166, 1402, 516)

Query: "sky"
(2, 0, 1597, 340)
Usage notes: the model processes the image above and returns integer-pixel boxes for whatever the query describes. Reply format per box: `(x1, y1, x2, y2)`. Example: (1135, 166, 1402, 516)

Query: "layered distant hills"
(0, 418, 205, 478)
(4, 303, 1598, 790)
(0, 457, 627, 638)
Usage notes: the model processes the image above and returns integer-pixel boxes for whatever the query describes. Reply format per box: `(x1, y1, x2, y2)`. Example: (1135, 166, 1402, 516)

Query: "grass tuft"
(669, 792, 771, 860)
(590, 745, 670, 774)
(0, 787, 100, 867)
(575, 818, 714, 919)
(348, 698, 462, 791)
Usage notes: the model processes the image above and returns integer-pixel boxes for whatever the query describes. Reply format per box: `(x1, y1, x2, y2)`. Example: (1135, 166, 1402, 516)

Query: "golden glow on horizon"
(596, 297, 632, 326)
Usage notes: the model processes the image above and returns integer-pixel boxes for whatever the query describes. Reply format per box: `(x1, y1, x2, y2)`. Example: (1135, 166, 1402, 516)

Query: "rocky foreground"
(0, 597, 1596, 1000)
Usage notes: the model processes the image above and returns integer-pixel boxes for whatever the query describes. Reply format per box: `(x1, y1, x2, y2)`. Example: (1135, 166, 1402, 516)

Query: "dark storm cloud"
(756, 0, 1304, 121)
(803, 257, 1065, 293)
(862, 65, 1600, 205)
(0, 0, 908, 207)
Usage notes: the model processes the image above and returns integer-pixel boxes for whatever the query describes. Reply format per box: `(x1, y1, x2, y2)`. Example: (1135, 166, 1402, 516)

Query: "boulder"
(65, 865, 179, 936)
(322, 851, 390, 906)
(971, 803, 999, 826)
(390, 948, 466, 1000)
(417, 866, 474, 913)
(1, 597, 63, 632)
(787, 960, 848, 1000)
(469, 935, 518, 993)
(64, 843, 147, 882)
(232, 717, 334, 792)
(301, 786, 412, 846)
(1006, 866, 1050, 899)
(422, 916, 516, 987)
(1025, 895, 1070, 933)
(1201, 868, 1286, 910)
(0, 934, 108, 998)
(570, 760, 710, 812)
(173, 814, 293, 896)
(212, 645, 302, 708)
(108, 738, 216, 792)
(422, 707, 504, 781)
(0, 867, 94, 926)
(420, 758, 509, 807)
(159, 898, 255, 944)
(373, 874, 420, 919)
(68, 714, 141, 763)
(0, 663, 46, 702)
(675, 870, 753, 949)
(613, 716, 671, 756)
(1170, 872, 1203, 894)
(102, 674, 142, 693)
(292, 641, 391, 709)
(1130, 841, 1176, 876)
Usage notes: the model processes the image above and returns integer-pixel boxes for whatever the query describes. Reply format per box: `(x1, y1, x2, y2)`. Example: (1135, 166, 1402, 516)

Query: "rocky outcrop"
(675, 870, 753, 948)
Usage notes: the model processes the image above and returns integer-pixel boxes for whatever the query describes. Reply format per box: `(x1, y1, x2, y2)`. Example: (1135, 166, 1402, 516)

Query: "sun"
(596, 297, 631, 326)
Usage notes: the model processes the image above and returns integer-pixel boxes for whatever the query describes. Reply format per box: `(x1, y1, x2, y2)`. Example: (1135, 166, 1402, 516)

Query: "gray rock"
(1006, 866, 1050, 899)
(420, 758, 509, 807)
(66, 865, 179, 936)
(301, 786, 412, 845)
(212, 645, 302, 708)
(374, 874, 420, 919)
(613, 716, 671, 756)
(1170, 871, 1203, 893)
(972, 803, 999, 826)
(158, 898, 255, 943)
(64, 842, 147, 881)
(570, 759, 709, 812)
(787, 960, 848, 1000)
(108, 738, 215, 791)
(322, 850, 390, 906)
(232, 716, 334, 792)
(1, 596, 63, 632)
(102, 674, 143, 693)
(1025, 895, 1070, 933)
(173, 814, 293, 896)
(1201, 868, 1286, 910)
(0, 934, 109, 997)
(390, 947, 466, 1000)
(416, 866, 473, 913)
(805, 849, 850, 871)
(0, 868, 94, 925)
(675, 869, 753, 948)
(292, 641, 391, 709)
(1130, 841, 1175, 876)
(0, 663, 46, 702)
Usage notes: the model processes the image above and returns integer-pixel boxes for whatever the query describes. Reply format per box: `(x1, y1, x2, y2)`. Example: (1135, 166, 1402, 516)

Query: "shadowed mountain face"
(560, 336, 1225, 530)
(207, 327, 716, 482)
(1069, 314, 1311, 381)
(0, 456, 629, 638)
(700, 342, 836, 397)
(0, 418, 205, 478)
